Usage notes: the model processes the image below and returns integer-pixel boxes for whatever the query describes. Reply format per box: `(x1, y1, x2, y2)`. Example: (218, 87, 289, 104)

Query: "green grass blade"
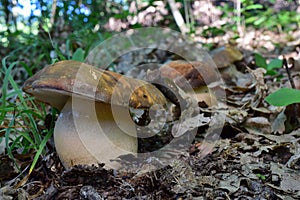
(29, 129, 53, 174)
(1, 60, 18, 119)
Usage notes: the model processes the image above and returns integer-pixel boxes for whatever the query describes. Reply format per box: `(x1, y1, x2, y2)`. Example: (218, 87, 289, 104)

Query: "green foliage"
(254, 53, 282, 75)
(219, 0, 299, 32)
(202, 26, 226, 38)
(71, 48, 85, 62)
(0, 56, 56, 172)
(265, 88, 300, 106)
(256, 173, 266, 181)
(254, 53, 268, 69)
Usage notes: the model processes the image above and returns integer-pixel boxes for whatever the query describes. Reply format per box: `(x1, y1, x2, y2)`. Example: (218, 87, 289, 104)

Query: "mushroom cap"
(151, 45, 242, 89)
(159, 60, 219, 89)
(210, 45, 243, 69)
(23, 60, 167, 110)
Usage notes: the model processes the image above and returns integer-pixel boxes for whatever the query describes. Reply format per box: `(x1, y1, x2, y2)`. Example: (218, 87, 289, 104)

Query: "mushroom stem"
(187, 86, 217, 107)
(54, 97, 137, 169)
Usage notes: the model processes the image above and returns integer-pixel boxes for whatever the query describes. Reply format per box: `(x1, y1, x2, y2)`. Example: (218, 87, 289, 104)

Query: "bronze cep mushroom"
(23, 60, 167, 169)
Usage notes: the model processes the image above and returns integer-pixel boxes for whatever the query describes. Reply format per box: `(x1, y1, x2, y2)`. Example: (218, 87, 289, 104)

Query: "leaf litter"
(1, 34, 300, 199)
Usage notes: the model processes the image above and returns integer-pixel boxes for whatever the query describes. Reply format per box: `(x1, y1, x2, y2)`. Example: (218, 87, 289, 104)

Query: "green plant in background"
(255, 53, 282, 75)
(255, 52, 300, 108)
(71, 48, 85, 62)
(266, 88, 300, 107)
(202, 26, 226, 38)
(219, 0, 299, 33)
(0, 39, 86, 175)
(0, 56, 56, 174)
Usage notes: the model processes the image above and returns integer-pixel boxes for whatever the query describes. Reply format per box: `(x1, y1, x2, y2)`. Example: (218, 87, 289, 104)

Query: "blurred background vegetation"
(0, 0, 300, 174)
(1, 0, 299, 69)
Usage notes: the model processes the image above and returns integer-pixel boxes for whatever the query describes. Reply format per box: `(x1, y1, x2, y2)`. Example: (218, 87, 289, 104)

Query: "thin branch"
(167, 0, 188, 35)
(283, 58, 296, 89)
(283, 57, 299, 127)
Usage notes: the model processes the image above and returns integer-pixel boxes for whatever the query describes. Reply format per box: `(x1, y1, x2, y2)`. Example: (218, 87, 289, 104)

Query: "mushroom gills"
(54, 97, 137, 169)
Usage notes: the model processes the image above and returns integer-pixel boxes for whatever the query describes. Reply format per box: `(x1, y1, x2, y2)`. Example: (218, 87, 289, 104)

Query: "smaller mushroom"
(153, 45, 243, 106)
(209, 44, 243, 69)
(23, 60, 167, 169)
(158, 60, 218, 107)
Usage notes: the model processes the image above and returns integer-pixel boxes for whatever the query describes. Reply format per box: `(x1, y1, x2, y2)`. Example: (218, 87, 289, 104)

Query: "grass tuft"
(1, 56, 55, 175)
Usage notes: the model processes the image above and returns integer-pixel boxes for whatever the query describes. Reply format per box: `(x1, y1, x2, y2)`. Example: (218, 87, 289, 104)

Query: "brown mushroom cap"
(156, 45, 243, 88)
(209, 45, 243, 69)
(159, 60, 219, 89)
(23, 60, 167, 110)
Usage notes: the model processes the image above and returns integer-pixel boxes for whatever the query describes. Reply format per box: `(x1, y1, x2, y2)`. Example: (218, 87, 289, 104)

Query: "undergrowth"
(0, 55, 56, 175)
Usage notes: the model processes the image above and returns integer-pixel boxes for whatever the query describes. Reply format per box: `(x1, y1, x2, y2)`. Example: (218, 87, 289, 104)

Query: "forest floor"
(1, 28, 300, 199)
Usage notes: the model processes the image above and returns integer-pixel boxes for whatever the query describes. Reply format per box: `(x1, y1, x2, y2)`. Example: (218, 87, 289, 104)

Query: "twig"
(283, 57, 299, 127)
(283, 58, 296, 89)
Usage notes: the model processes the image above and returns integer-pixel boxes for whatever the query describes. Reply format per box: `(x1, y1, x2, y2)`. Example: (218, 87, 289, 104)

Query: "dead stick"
(283, 58, 296, 89)
(283, 57, 299, 126)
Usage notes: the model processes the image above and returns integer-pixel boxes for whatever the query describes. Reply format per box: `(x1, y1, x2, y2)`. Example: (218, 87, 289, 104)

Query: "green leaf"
(245, 4, 264, 10)
(72, 48, 85, 61)
(254, 16, 267, 26)
(29, 130, 53, 174)
(278, 12, 290, 25)
(268, 59, 282, 70)
(245, 16, 258, 24)
(265, 88, 300, 106)
(266, 70, 277, 76)
(256, 173, 266, 180)
(54, 44, 66, 60)
(255, 53, 268, 69)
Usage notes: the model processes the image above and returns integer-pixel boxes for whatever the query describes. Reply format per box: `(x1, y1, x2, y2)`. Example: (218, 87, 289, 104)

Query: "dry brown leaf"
(249, 67, 268, 108)
(271, 108, 287, 134)
(172, 113, 210, 138)
(270, 162, 300, 193)
(244, 117, 271, 134)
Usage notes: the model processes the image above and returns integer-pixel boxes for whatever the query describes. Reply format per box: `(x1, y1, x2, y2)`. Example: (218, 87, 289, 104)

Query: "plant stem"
(283, 58, 296, 89)
(283, 58, 299, 127)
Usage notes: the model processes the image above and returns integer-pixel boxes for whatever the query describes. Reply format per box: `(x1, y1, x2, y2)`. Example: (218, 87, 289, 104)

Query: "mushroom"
(23, 60, 167, 169)
(153, 45, 243, 106)
(158, 60, 218, 107)
(209, 44, 243, 69)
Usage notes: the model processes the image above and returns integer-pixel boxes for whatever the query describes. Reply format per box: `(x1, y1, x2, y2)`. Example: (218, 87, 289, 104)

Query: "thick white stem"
(187, 87, 217, 107)
(54, 97, 137, 169)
